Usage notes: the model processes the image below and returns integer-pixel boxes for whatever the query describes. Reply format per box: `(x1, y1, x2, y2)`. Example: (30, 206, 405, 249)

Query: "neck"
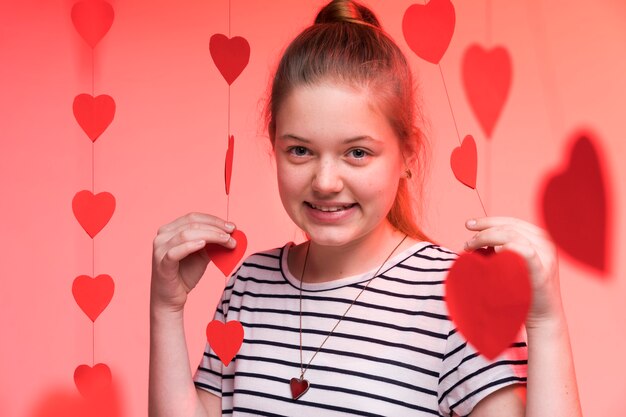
(300, 220, 408, 284)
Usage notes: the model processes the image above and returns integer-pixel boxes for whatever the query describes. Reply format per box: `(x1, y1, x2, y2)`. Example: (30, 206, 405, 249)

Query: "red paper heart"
(450, 135, 477, 189)
(210, 34, 250, 85)
(72, 274, 114, 322)
(402, 0, 455, 64)
(225, 135, 234, 195)
(74, 363, 112, 399)
(205, 228, 247, 276)
(71, 1, 114, 48)
(540, 133, 609, 272)
(462, 44, 512, 138)
(72, 190, 115, 238)
(73, 94, 115, 142)
(206, 319, 244, 366)
(289, 377, 310, 400)
(445, 250, 531, 359)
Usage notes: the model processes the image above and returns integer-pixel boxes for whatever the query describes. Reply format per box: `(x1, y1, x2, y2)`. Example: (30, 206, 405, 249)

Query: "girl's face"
(274, 82, 406, 247)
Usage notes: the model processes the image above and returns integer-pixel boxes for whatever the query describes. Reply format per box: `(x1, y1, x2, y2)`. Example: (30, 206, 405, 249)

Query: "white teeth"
(308, 203, 354, 212)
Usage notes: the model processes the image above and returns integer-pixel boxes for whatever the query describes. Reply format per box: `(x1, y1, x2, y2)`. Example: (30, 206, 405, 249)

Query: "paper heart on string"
(73, 94, 115, 142)
(540, 133, 609, 273)
(72, 274, 114, 321)
(445, 249, 531, 359)
(225, 135, 234, 195)
(209, 34, 250, 85)
(206, 319, 244, 366)
(72, 190, 115, 238)
(290, 378, 310, 400)
(462, 45, 512, 138)
(74, 363, 112, 399)
(402, 0, 455, 64)
(71, 1, 114, 48)
(450, 135, 477, 189)
(205, 229, 247, 276)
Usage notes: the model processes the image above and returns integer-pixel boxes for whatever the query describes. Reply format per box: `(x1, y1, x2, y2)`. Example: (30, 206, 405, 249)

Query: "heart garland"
(205, 229, 248, 277)
(210, 34, 251, 85)
(72, 274, 114, 322)
(72, 190, 115, 238)
(206, 320, 245, 366)
(450, 135, 478, 189)
(71, 0, 114, 48)
(73, 94, 116, 142)
(445, 249, 532, 359)
(540, 133, 609, 273)
(402, 0, 455, 64)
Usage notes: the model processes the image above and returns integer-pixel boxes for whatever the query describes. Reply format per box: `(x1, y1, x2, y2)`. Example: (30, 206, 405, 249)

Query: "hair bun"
(314, 0, 381, 28)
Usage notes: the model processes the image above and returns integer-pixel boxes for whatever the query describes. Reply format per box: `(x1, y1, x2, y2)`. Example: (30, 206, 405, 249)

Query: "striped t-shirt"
(193, 240, 528, 417)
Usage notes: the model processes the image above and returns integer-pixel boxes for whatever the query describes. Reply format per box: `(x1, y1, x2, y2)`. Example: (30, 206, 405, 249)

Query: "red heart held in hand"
(74, 363, 112, 399)
(445, 249, 531, 360)
(462, 44, 512, 138)
(290, 377, 310, 400)
(71, 1, 114, 48)
(73, 94, 116, 142)
(206, 319, 244, 366)
(205, 228, 247, 276)
(72, 190, 115, 238)
(402, 0, 455, 64)
(72, 274, 114, 322)
(209, 34, 250, 85)
(225, 135, 234, 195)
(540, 133, 609, 273)
(450, 135, 477, 189)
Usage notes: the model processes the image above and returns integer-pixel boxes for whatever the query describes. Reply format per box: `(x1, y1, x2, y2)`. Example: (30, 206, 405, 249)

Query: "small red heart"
(74, 363, 112, 399)
(289, 377, 310, 400)
(450, 135, 477, 189)
(225, 135, 234, 195)
(72, 190, 115, 238)
(540, 133, 609, 272)
(462, 44, 512, 138)
(206, 319, 244, 366)
(71, 1, 114, 48)
(402, 0, 455, 64)
(209, 34, 250, 85)
(73, 94, 115, 142)
(205, 228, 247, 276)
(72, 274, 114, 322)
(445, 250, 531, 359)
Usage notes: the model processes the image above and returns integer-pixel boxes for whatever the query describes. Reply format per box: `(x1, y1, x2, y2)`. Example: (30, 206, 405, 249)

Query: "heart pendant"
(290, 377, 310, 400)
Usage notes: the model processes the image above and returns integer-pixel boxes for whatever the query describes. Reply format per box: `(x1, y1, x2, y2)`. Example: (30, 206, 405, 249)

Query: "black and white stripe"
(194, 241, 527, 416)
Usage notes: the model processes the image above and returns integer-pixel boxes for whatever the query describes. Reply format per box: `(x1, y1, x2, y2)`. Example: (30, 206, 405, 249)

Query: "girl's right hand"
(150, 212, 237, 313)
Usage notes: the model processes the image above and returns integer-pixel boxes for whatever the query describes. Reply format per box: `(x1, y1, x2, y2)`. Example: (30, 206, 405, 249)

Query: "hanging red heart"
(205, 228, 247, 276)
(290, 377, 310, 400)
(462, 44, 512, 138)
(402, 0, 455, 64)
(225, 135, 234, 195)
(74, 363, 112, 399)
(209, 34, 250, 85)
(71, 1, 114, 48)
(73, 94, 115, 142)
(206, 319, 244, 366)
(72, 190, 115, 238)
(540, 133, 609, 273)
(72, 274, 114, 321)
(445, 249, 531, 360)
(450, 135, 477, 189)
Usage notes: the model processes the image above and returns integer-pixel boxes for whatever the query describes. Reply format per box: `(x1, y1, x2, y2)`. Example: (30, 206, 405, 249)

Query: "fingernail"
(225, 222, 235, 231)
(466, 219, 476, 226)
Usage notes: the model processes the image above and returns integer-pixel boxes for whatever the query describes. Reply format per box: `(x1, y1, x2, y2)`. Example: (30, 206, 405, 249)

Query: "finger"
(465, 216, 546, 238)
(155, 227, 235, 262)
(159, 239, 208, 275)
(157, 212, 235, 235)
(464, 226, 530, 252)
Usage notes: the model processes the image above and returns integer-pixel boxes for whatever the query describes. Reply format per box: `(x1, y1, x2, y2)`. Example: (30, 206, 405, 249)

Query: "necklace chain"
(298, 234, 409, 378)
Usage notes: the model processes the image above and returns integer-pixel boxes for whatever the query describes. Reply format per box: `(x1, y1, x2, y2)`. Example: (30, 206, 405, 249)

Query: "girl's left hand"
(463, 216, 564, 328)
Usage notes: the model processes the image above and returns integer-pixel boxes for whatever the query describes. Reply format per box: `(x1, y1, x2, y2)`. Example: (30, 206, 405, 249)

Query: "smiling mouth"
(305, 202, 357, 212)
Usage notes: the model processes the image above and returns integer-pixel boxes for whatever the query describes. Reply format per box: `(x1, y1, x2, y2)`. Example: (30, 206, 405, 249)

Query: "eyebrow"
(279, 134, 383, 144)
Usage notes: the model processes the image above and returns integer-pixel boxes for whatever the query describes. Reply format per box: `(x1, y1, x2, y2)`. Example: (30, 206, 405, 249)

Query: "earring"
(405, 169, 412, 179)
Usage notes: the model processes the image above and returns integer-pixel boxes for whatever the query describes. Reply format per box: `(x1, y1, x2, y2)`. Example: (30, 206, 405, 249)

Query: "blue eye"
(349, 148, 369, 159)
(288, 146, 309, 157)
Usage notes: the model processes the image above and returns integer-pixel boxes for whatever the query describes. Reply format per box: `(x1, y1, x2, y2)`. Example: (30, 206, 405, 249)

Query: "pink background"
(1, 0, 625, 416)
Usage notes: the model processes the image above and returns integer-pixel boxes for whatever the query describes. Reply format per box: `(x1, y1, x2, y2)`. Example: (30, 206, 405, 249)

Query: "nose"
(311, 158, 343, 194)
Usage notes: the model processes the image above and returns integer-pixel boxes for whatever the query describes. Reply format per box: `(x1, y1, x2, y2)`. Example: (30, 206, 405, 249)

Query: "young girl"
(149, 1, 582, 416)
